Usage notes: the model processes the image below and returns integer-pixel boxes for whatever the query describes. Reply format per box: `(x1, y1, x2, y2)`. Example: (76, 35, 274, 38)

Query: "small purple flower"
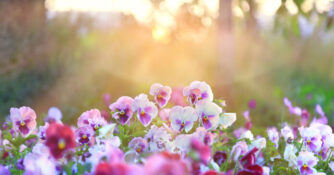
(77, 109, 107, 131)
(128, 137, 148, 154)
(75, 126, 95, 145)
(281, 125, 294, 141)
(38, 123, 49, 140)
(183, 81, 213, 105)
(10, 107, 37, 137)
(297, 151, 318, 175)
(314, 104, 328, 124)
(248, 99, 257, 110)
(284, 98, 302, 116)
(150, 83, 172, 108)
(44, 107, 62, 124)
(299, 127, 322, 153)
(170, 106, 197, 133)
(196, 101, 222, 130)
(267, 127, 279, 148)
(110, 96, 134, 125)
(132, 94, 158, 127)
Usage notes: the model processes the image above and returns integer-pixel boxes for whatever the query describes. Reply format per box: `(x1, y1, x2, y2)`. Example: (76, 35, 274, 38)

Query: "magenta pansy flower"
(77, 109, 107, 131)
(132, 94, 158, 127)
(145, 152, 188, 175)
(128, 137, 148, 154)
(10, 106, 37, 137)
(149, 83, 172, 108)
(183, 81, 213, 105)
(110, 96, 134, 125)
(297, 151, 318, 175)
(196, 101, 222, 130)
(75, 126, 95, 145)
(170, 106, 197, 133)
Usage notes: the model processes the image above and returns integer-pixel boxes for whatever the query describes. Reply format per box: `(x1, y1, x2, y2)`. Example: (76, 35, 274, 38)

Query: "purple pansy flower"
(196, 101, 222, 130)
(170, 106, 197, 133)
(183, 81, 213, 105)
(149, 83, 172, 108)
(77, 109, 107, 131)
(128, 137, 148, 154)
(44, 107, 62, 124)
(10, 107, 37, 137)
(297, 151, 318, 175)
(132, 94, 158, 127)
(109, 96, 134, 125)
(284, 97, 302, 116)
(75, 126, 95, 145)
(267, 127, 279, 148)
(299, 127, 322, 153)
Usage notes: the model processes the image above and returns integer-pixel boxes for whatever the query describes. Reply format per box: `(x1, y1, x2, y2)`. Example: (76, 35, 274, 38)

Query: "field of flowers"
(0, 81, 333, 175)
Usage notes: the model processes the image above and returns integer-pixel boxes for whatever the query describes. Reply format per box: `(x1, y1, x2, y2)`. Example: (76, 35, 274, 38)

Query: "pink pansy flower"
(196, 101, 222, 130)
(145, 152, 188, 175)
(44, 107, 62, 124)
(159, 108, 171, 122)
(128, 137, 148, 154)
(191, 138, 211, 165)
(110, 96, 134, 125)
(284, 97, 302, 116)
(170, 87, 187, 106)
(150, 83, 172, 108)
(77, 109, 107, 131)
(75, 126, 95, 145)
(299, 127, 322, 153)
(10, 107, 37, 137)
(170, 106, 197, 133)
(297, 151, 318, 175)
(183, 81, 213, 105)
(267, 127, 279, 148)
(132, 94, 158, 127)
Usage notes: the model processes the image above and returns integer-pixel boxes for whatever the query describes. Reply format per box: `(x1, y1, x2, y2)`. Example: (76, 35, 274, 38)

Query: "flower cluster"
(0, 81, 333, 175)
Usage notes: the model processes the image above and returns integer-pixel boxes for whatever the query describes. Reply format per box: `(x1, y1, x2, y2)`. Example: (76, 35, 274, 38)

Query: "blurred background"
(0, 0, 334, 127)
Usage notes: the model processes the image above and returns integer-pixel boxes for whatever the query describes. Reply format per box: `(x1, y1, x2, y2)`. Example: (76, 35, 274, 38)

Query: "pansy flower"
(267, 127, 279, 148)
(110, 96, 134, 125)
(297, 151, 318, 175)
(128, 137, 148, 154)
(10, 107, 37, 137)
(299, 127, 322, 153)
(150, 83, 172, 108)
(132, 94, 158, 127)
(183, 81, 213, 105)
(145, 125, 172, 152)
(196, 101, 222, 130)
(44, 107, 62, 124)
(145, 152, 188, 175)
(45, 123, 75, 159)
(170, 106, 197, 133)
(192, 127, 216, 146)
(213, 151, 227, 166)
(77, 109, 107, 131)
(284, 98, 302, 116)
(75, 126, 95, 145)
(231, 141, 248, 161)
(281, 125, 294, 141)
(219, 113, 236, 129)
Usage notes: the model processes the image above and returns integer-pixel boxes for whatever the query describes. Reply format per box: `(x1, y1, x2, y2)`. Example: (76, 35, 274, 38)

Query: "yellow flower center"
(82, 134, 87, 139)
(307, 140, 311, 145)
(302, 164, 308, 169)
(58, 140, 66, 150)
(203, 116, 208, 122)
(140, 111, 145, 116)
(120, 111, 125, 115)
(198, 96, 202, 100)
(20, 121, 25, 126)
(181, 123, 185, 128)
(136, 147, 142, 153)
